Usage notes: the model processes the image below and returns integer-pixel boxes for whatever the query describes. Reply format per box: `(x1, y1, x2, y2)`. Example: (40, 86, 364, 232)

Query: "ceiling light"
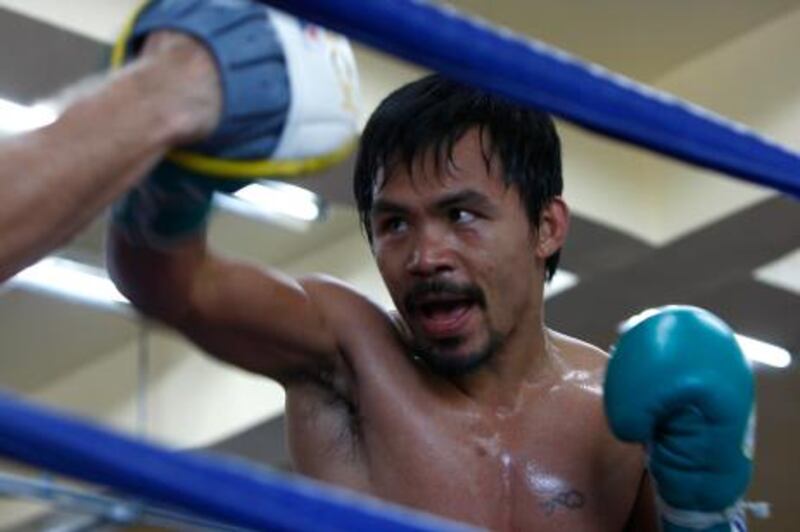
(735, 334, 792, 369)
(234, 182, 322, 221)
(214, 182, 324, 229)
(8, 257, 130, 313)
(753, 248, 800, 296)
(0, 97, 57, 133)
(544, 270, 579, 299)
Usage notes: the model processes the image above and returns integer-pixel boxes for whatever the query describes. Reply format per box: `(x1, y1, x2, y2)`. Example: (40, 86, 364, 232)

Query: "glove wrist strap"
(112, 163, 213, 249)
(657, 495, 752, 531)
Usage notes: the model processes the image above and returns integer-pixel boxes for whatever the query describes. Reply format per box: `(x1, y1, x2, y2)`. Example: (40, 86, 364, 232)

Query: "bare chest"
(370, 408, 632, 530)
(288, 385, 639, 531)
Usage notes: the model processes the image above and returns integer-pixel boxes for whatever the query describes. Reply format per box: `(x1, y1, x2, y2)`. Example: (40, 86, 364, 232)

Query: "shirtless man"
(108, 70, 655, 530)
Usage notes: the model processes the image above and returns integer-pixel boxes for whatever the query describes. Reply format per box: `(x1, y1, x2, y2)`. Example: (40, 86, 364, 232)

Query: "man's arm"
(107, 0, 364, 385)
(107, 227, 345, 384)
(0, 32, 219, 281)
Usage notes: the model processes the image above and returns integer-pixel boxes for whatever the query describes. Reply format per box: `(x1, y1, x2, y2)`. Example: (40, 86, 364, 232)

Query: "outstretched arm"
(108, 0, 363, 385)
(107, 225, 344, 384)
(0, 32, 220, 282)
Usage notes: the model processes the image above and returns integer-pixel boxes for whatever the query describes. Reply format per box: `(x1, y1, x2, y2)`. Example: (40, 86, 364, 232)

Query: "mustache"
(403, 279, 486, 312)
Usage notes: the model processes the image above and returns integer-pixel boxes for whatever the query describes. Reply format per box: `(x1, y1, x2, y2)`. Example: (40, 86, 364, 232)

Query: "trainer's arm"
(0, 33, 219, 282)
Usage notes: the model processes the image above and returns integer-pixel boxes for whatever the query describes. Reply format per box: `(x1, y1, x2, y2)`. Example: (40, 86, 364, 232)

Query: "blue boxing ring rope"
(0, 392, 476, 531)
(260, 0, 800, 199)
(0, 0, 798, 529)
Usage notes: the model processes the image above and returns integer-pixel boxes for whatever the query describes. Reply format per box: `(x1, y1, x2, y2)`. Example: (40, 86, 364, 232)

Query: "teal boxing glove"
(604, 306, 755, 532)
(112, 160, 248, 248)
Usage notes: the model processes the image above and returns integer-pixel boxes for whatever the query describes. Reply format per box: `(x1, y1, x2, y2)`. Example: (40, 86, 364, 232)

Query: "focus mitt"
(112, 0, 360, 180)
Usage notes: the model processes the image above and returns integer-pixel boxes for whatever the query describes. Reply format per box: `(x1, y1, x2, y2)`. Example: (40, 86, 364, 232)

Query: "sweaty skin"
(287, 315, 649, 530)
(109, 129, 656, 531)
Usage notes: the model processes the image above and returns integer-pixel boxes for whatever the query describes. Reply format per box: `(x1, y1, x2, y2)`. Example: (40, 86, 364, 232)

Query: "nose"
(406, 224, 454, 277)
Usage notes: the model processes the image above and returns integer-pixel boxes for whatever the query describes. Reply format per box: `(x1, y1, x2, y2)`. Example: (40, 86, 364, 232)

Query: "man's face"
(369, 129, 548, 375)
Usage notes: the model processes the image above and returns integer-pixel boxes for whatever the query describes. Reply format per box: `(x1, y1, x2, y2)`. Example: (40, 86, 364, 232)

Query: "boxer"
(109, 1, 754, 530)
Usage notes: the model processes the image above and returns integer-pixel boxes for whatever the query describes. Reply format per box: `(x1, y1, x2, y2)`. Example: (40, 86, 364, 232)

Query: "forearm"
(0, 64, 177, 280)
(107, 222, 210, 324)
(0, 30, 220, 282)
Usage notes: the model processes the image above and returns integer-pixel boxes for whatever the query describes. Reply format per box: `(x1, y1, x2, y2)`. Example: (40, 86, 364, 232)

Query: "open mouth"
(414, 296, 478, 338)
(404, 280, 486, 340)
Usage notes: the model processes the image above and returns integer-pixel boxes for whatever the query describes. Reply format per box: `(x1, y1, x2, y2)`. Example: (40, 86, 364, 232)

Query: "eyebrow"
(370, 199, 409, 217)
(433, 189, 493, 212)
(371, 189, 494, 218)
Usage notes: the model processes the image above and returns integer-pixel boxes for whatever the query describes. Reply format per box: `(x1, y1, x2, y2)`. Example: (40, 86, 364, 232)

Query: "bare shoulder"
(547, 330, 647, 519)
(544, 329, 636, 453)
(543, 329, 610, 436)
(547, 328, 610, 380)
(548, 328, 646, 455)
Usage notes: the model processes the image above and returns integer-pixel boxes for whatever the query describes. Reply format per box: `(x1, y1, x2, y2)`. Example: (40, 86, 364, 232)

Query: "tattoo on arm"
(540, 490, 586, 516)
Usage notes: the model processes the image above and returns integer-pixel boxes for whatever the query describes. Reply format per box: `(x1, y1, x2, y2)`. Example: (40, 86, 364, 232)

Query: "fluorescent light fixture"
(735, 334, 792, 369)
(233, 182, 322, 221)
(8, 257, 130, 313)
(544, 270, 579, 299)
(754, 248, 800, 297)
(214, 182, 323, 230)
(214, 181, 324, 232)
(0, 97, 57, 133)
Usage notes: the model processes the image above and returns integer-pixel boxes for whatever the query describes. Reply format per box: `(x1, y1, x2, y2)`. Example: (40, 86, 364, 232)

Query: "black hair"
(353, 74, 563, 280)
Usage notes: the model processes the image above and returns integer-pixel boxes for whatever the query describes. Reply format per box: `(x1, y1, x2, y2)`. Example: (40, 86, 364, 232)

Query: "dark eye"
(381, 216, 409, 234)
(449, 209, 476, 224)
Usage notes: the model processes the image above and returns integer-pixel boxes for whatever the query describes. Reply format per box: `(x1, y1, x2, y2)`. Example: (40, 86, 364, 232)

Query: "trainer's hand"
(138, 30, 222, 144)
(604, 306, 755, 532)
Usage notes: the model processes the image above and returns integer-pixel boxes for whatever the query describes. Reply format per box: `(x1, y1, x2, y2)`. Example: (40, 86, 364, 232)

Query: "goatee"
(411, 330, 504, 377)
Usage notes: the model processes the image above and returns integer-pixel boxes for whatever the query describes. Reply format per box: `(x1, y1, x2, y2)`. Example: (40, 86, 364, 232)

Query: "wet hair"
(353, 74, 564, 280)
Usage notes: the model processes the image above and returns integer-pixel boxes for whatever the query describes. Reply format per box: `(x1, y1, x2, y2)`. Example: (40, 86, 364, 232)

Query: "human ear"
(535, 197, 569, 259)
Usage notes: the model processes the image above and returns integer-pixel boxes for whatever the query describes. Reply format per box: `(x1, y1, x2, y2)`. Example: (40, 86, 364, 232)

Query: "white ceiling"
(447, 0, 800, 81)
(0, 0, 141, 43)
(755, 248, 800, 297)
(0, 287, 136, 392)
